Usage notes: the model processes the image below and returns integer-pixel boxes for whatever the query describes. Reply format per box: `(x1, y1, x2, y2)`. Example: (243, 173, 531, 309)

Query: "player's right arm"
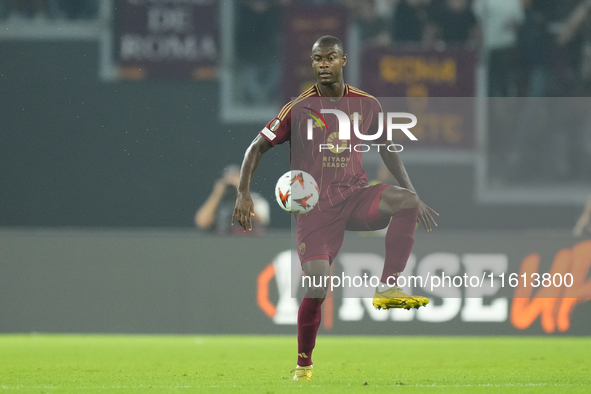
(233, 103, 292, 231)
(232, 135, 273, 232)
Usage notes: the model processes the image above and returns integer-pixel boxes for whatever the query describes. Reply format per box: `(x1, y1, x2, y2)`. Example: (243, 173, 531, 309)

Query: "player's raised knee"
(403, 189, 419, 209)
(379, 187, 418, 217)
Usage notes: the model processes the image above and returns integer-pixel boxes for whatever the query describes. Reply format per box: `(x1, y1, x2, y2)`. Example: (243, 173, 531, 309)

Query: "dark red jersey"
(259, 84, 384, 212)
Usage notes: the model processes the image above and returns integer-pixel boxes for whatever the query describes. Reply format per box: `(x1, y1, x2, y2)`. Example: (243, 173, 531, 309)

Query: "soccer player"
(232, 36, 438, 381)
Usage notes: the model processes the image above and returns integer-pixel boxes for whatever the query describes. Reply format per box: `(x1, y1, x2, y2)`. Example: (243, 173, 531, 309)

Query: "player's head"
(311, 36, 347, 86)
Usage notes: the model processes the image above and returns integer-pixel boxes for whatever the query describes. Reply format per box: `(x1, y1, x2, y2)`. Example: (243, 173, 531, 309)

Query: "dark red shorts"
(295, 183, 391, 264)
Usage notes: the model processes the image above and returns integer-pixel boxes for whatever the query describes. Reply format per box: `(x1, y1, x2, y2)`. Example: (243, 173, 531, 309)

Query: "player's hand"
(232, 192, 256, 231)
(418, 200, 438, 232)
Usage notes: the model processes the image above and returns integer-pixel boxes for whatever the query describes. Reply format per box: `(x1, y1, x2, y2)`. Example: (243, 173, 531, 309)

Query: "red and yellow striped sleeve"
(259, 87, 317, 146)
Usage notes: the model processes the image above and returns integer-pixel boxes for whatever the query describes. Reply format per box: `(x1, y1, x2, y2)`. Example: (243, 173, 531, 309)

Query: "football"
(274, 170, 319, 215)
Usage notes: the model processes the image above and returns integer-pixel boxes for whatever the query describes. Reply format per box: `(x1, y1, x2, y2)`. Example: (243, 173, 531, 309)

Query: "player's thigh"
(296, 210, 347, 265)
(377, 185, 419, 217)
(345, 184, 391, 231)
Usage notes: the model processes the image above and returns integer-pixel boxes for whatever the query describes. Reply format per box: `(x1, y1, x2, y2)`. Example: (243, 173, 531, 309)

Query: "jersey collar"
(314, 83, 349, 98)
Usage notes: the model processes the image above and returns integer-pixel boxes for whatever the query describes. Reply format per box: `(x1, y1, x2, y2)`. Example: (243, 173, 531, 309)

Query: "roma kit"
(259, 84, 391, 264)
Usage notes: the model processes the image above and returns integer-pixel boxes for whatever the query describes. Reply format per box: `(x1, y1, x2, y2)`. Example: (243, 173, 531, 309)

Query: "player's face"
(311, 45, 347, 86)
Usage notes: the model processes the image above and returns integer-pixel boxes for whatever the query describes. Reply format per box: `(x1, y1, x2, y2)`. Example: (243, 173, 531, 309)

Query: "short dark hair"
(313, 35, 345, 55)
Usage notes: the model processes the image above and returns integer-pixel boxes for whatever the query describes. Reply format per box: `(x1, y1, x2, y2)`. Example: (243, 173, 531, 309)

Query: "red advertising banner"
(116, 0, 218, 79)
(361, 47, 478, 150)
(282, 5, 348, 102)
(361, 47, 477, 97)
(378, 97, 475, 150)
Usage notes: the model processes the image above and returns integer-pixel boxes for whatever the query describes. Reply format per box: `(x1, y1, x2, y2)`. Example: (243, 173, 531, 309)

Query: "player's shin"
(296, 296, 324, 367)
(380, 207, 418, 290)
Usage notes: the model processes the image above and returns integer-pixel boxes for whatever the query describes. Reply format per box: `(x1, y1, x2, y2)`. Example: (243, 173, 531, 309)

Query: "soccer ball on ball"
(274, 170, 319, 215)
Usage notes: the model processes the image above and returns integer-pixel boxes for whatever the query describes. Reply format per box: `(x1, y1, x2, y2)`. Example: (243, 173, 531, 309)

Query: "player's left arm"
(379, 145, 439, 231)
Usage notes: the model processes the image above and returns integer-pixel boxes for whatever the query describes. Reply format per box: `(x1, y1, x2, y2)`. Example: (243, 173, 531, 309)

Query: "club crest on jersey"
(350, 113, 362, 129)
(299, 242, 306, 255)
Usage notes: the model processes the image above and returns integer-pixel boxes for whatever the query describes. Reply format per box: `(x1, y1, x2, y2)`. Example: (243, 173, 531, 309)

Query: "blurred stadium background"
(1, 0, 590, 339)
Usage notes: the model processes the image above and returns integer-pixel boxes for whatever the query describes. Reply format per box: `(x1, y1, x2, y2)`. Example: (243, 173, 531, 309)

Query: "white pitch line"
(1, 382, 589, 389)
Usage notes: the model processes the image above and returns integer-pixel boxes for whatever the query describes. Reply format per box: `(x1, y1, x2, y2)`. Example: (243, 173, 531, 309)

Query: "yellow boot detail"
(372, 286, 429, 310)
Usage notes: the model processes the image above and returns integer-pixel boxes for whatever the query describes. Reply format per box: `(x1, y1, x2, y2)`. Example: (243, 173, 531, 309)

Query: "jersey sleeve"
(259, 102, 292, 147)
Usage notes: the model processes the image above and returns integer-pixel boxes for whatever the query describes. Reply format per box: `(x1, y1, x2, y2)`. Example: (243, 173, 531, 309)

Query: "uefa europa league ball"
(274, 170, 319, 215)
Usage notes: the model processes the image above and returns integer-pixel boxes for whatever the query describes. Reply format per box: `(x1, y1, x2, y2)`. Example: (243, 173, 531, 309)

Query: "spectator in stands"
(1, 0, 99, 22)
(350, 0, 391, 47)
(503, 1, 591, 182)
(431, 0, 479, 46)
(195, 165, 270, 235)
(503, 0, 554, 179)
(473, 0, 525, 97)
(545, 0, 591, 180)
(556, 0, 591, 96)
(3, 0, 48, 22)
(391, 0, 438, 45)
(516, 0, 553, 97)
(234, 0, 285, 105)
(573, 195, 591, 237)
(48, 0, 98, 20)
(294, 0, 342, 3)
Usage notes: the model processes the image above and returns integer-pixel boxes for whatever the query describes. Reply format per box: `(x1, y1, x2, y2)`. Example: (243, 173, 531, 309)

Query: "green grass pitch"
(1, 335, 590, 393)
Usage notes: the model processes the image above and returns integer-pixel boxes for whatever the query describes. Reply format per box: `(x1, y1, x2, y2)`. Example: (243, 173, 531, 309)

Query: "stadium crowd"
(4, 0, 590, 99)
(4, 0, 589, 183)
(234, 0, 591, 184)
(0, 0, 98, 21)
(234, 0, 591, 98)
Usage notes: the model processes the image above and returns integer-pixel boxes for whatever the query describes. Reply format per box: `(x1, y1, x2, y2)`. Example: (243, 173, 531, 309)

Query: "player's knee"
(392, 188, 418, 211)
(380, 187, 418, 216)
(306, 284, 328, 300)
(403, 189, 419, 209)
